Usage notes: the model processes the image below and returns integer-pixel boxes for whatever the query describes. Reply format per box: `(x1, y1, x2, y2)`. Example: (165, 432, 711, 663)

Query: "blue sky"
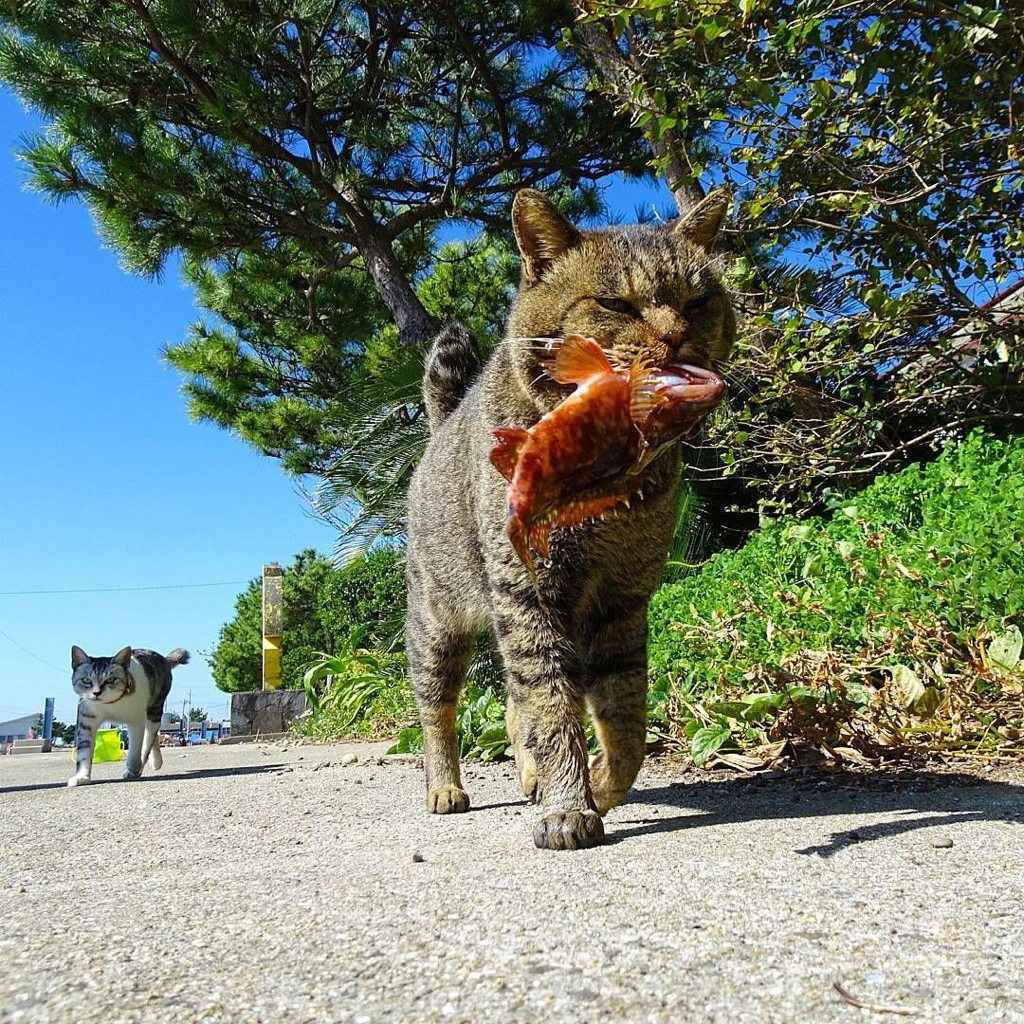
(0, 89, 338, 727)
(0, 88, 673, 730)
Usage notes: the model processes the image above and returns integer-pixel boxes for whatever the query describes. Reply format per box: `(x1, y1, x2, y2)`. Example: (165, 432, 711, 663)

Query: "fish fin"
(506, 515, 539, 587)
(628, 359, 668, 428)
(542, 335, 613, 385)
(529, 518, 552, 561)
(489, 427, 529, 481)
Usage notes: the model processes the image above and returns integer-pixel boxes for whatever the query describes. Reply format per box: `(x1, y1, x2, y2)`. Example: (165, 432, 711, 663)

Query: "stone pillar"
(262, 563, 283, 691)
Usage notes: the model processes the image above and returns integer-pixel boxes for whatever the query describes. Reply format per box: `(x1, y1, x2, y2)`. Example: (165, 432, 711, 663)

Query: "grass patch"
(649, 430, 1024, 765)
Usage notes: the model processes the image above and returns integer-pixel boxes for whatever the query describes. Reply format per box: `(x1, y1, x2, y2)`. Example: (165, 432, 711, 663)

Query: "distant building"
(185, 719, 231, 743)
(156, 718, 231, 744)
(0, 714, 38, 752)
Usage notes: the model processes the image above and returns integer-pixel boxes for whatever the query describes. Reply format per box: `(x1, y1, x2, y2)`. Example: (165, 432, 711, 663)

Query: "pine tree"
(1, 1, 643, 345)
(1, 3, 649, 545)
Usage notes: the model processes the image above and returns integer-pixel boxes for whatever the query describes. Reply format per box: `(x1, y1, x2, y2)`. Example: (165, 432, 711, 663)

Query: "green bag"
(93, 728, 124, 764)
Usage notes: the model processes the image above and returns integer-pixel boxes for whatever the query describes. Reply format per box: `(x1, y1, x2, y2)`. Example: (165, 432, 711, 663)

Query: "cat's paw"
(533, 809, 605, 851)
(516, 757, 540, 802)
(122, 768, 142, 782)
(67, 775, 91, 788)
(427, 786, 470, 814)
(589, 764, 626, 816)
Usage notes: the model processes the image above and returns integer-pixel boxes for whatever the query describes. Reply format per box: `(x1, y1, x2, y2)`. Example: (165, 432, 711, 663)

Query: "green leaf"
(707, 701, 748, 720)
(691, 723, 732, 766)
(476, 725, 510, 747)
(863, 287, 885, 312)
(989, 626, 1023, 675)
(801, 554, 823, 578)
(701, 17, 730, 41)
(387, 727, 424, 755)
(741, 695, 786, 722)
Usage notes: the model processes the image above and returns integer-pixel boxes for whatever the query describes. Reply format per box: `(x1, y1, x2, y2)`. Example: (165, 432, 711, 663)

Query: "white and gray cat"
(68, 645, 189, 786)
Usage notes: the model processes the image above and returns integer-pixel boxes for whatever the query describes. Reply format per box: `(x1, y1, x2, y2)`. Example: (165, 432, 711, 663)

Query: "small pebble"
(412, 851, 425, 863)
(341, 754, 358, 766)
(932, 837, 954, 849)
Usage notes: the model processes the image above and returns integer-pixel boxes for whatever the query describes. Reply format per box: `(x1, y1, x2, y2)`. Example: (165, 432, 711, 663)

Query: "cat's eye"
(595, 296, 639, 317)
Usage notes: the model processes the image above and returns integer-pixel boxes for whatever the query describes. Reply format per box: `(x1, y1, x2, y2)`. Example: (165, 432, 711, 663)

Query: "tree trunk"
(572, 21, 704, 215)
(357, 229, 440, 347)
(333, 180, 439, 347)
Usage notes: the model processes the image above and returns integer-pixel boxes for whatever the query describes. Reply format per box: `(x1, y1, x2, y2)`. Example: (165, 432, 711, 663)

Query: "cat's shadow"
(0, 761, 291, 795)
(605, 767, 1024, 855)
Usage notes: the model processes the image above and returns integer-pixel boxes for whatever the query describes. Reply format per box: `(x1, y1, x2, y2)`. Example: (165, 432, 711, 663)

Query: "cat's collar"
(104, 676, 136, 703)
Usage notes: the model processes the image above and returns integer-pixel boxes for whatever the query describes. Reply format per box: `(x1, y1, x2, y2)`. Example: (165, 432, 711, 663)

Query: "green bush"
(210, 547, 406, 692)
(299, 432, 1023, 767)
(298, 647, 414, 740)
(649, 431, 1024, 762)
(298, 641, 510, 755)
(388, 685, 513, 762)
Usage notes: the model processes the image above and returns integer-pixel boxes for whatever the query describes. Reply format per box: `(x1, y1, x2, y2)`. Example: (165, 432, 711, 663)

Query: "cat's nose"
(662, 328, 689, 350)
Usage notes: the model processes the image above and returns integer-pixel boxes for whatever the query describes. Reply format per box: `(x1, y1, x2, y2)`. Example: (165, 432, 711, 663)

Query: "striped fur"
(68, 645, 188, 786)
(406, 190, 736, 850)
(422, 321, 482, 430)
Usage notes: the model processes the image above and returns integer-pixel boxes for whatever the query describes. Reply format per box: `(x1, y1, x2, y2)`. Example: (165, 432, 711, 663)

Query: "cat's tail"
(423, 322, 482, 431)
(165, 648, 190, 669)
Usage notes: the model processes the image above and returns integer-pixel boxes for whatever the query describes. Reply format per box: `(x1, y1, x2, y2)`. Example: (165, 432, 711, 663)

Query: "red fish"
(636, 362, 727, 449)
(489, 336, 725, 581)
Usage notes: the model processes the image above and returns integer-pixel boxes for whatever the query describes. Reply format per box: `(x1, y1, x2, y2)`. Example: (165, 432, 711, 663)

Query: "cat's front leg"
(122, 719, 147, 780)
(505, 698, 539, 803)
(68, 700, 99, 787)
(583, 594, 650, 815)
(492, 593, 603, 850)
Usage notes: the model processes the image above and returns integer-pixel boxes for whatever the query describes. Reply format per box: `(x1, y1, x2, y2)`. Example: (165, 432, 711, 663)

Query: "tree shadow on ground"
(608, 767, 1024, 854)
(0, 762, 291, 795)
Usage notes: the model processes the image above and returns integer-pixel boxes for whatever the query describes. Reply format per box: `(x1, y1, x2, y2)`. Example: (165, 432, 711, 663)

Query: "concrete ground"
(1, 743, 1022, 1023)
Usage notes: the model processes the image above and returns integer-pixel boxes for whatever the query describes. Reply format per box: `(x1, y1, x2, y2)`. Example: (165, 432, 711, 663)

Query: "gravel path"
(1, 743, 1022, 1023)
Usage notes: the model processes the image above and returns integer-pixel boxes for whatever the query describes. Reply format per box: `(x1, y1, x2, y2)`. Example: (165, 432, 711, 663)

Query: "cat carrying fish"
(489, 333, 725, 583)
(407, 188, 735, 849)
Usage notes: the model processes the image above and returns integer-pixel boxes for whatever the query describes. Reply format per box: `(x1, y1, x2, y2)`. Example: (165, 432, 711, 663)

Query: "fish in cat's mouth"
(493, 336, 726, 580)
(639, 361, 726, 447)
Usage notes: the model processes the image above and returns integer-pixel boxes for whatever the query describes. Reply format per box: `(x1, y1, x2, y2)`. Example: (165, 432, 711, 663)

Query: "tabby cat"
(406, 189, 736, 849)
(68, 645, 189, 786)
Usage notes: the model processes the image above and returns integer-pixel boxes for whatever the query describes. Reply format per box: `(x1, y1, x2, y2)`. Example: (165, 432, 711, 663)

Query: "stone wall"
(230, 691, 308, 737)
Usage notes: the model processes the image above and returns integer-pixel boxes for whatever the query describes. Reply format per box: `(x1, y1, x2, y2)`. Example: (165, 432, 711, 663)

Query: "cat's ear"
(673, 189, 731, 251)
(512, 190, 581, 282)
(112, 646, 133, 669)
(71, 645, 89, 668)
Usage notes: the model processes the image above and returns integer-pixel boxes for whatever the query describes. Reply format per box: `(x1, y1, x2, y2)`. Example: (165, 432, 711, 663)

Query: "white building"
(0, 714, 37, 751)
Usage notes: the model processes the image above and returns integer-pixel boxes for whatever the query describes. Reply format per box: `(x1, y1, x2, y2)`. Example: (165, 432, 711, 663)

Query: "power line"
(0, 705, 38, 718)
(0, 627, 66, 674)
(0, 580, 249, 596)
